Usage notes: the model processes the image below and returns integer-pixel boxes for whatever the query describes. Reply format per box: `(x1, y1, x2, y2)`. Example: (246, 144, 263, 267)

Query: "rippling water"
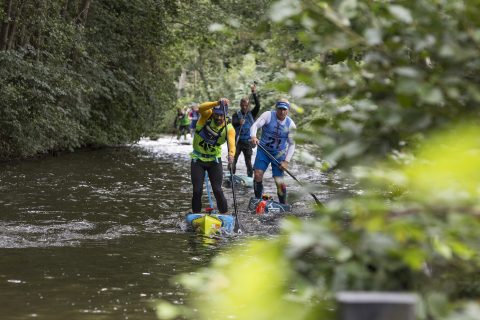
(0, 136, 343, 319)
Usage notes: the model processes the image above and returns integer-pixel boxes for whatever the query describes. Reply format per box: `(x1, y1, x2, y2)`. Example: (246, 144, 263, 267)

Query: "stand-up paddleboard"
(248, 196, 291, 214)
(185, 172, 235, 237)
(223, 173, 253, 188)
(186, 210, 235, 237)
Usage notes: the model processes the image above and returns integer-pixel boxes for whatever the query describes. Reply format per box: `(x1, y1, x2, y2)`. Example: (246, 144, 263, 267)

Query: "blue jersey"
(235, 110, 255, 141)
(190, 110, 200, 121)
(259, 111, 292, 153)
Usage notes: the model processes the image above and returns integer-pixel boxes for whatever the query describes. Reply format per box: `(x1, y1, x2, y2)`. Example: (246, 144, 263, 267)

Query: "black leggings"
(232, 140, 253, 177)
(191, 159, 228, 213)
(177, 125, 189, 138)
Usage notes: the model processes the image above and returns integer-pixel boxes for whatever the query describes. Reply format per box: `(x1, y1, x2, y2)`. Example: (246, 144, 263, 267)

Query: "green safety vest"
(179, 114, 190, 126)
(191, 119, 233, 162)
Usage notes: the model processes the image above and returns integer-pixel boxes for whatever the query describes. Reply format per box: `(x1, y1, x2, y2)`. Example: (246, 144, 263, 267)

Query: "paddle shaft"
(235, 116, 245, 146)
(257, 143, 323, 207)
(222, 102, 242, 233)
(204, 172, 214, 209)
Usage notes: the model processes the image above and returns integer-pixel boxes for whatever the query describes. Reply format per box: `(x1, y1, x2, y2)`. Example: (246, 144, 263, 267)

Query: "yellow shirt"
(197, 101, 236, 158)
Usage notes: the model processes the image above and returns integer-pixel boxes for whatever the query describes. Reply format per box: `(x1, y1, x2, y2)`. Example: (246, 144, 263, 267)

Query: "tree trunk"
(61, 0, 69, 20)
(0, 0, 14, 50)
(196, 58, 212, 101)
(18, 23, 26, 47)
(6, 19, 17, 50)
(195, 47, 213, 101)
(5, 0, 27, 50)
(76, 0, 92, 26)
(177, 69, 187, 98)
(198, 68, 211, 101)
(193, 70, 197, 99)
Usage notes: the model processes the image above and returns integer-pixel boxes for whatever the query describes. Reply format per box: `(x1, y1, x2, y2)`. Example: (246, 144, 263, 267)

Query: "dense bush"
(0, 0, 179, 159)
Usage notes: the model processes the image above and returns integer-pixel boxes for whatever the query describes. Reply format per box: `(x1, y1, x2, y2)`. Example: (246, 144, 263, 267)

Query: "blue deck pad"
(185, 213, 235, 234)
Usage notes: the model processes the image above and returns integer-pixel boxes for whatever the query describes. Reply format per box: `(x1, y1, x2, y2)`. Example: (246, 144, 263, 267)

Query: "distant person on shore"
(250, 99, 296, 204)
(173, 107, 190, 141)
(190, 98, 235, 214)
(231, 82, 260, 177)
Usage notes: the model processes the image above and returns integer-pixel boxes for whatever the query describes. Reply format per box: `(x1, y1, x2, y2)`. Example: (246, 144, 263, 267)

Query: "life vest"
(259, 111, 292, 153)
(235, 110, 255, 141)
(192, 118, 231, 161)
(178, 113, 190, 126)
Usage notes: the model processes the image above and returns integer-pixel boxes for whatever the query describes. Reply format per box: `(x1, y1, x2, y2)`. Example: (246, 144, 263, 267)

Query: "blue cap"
(276, 101, 290, 110)
(213, 101, 229, 115)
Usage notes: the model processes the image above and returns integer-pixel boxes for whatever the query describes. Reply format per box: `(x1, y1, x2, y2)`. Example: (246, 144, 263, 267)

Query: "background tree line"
(0, 0, 312, 159)
(0, 0, 179, 159)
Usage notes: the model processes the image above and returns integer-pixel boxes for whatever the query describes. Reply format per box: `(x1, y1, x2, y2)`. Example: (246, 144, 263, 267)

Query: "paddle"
(235, 113, 246, 146)
(256, 143, 323, 207)
(204, 171, 214, 209)
(222, 100, 243, 233)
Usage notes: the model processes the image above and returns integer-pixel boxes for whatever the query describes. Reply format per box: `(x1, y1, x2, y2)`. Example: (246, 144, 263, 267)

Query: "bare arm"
(284, 120, 297, 162)
(251, 84, 260, 119)
(250, 111, 271, 145)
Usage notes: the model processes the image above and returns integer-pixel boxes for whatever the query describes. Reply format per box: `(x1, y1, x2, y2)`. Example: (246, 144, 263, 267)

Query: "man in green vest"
(174, 107, 190, 141)
(190, 98, 236, 214)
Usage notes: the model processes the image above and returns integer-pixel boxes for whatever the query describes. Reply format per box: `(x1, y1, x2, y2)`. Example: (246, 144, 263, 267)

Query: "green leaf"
(272, 79, 294, 93)
(338, 0, 358, 19)
(388, 5, 413, 24)
(401, 247, 425, 270)
(394, 67, 420, 78)
(364, 28, 383, 46)
(419, 86, 444, 105)
(433, 236, 452, 259)
(269, 0, 302, 22)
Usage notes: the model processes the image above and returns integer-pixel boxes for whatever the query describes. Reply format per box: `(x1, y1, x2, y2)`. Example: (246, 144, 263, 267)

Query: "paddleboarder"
(174, 107, 190, 141)
(190, 98, 236, 215)
(231, 82, 260, 177)
(250, 99, 296, 205)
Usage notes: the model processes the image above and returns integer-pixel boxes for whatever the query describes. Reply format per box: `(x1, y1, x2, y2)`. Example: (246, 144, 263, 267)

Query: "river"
(0, 136, 343, 319)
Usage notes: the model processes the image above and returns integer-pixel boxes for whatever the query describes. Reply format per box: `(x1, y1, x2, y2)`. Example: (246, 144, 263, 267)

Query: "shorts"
(253, 147, 286, 177)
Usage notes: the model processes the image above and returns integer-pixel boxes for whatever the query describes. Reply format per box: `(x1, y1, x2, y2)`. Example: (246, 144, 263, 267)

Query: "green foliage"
(157, 239, 334, 320)
(157, 123, 480, 319)
(265, 0, 480, 168)
(155, 0, 480, 319)
(0, 49, 88, 158)
(0, 0, 180, 159)
(161, 0, 283, 106)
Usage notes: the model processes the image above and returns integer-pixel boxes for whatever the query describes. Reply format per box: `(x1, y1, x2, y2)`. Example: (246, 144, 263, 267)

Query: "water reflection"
(0, 234, 226, 320)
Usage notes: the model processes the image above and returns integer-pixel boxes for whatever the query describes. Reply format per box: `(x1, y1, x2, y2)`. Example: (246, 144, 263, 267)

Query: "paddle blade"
(311, 193, 324, 207)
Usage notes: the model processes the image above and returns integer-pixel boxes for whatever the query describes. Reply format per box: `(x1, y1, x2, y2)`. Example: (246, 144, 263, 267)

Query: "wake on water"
(137, 135, 336, 237)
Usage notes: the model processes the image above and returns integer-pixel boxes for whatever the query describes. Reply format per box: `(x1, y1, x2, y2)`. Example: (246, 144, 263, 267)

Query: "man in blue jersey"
(250, 99, 296, 204)
(231, 83, 260, 177)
